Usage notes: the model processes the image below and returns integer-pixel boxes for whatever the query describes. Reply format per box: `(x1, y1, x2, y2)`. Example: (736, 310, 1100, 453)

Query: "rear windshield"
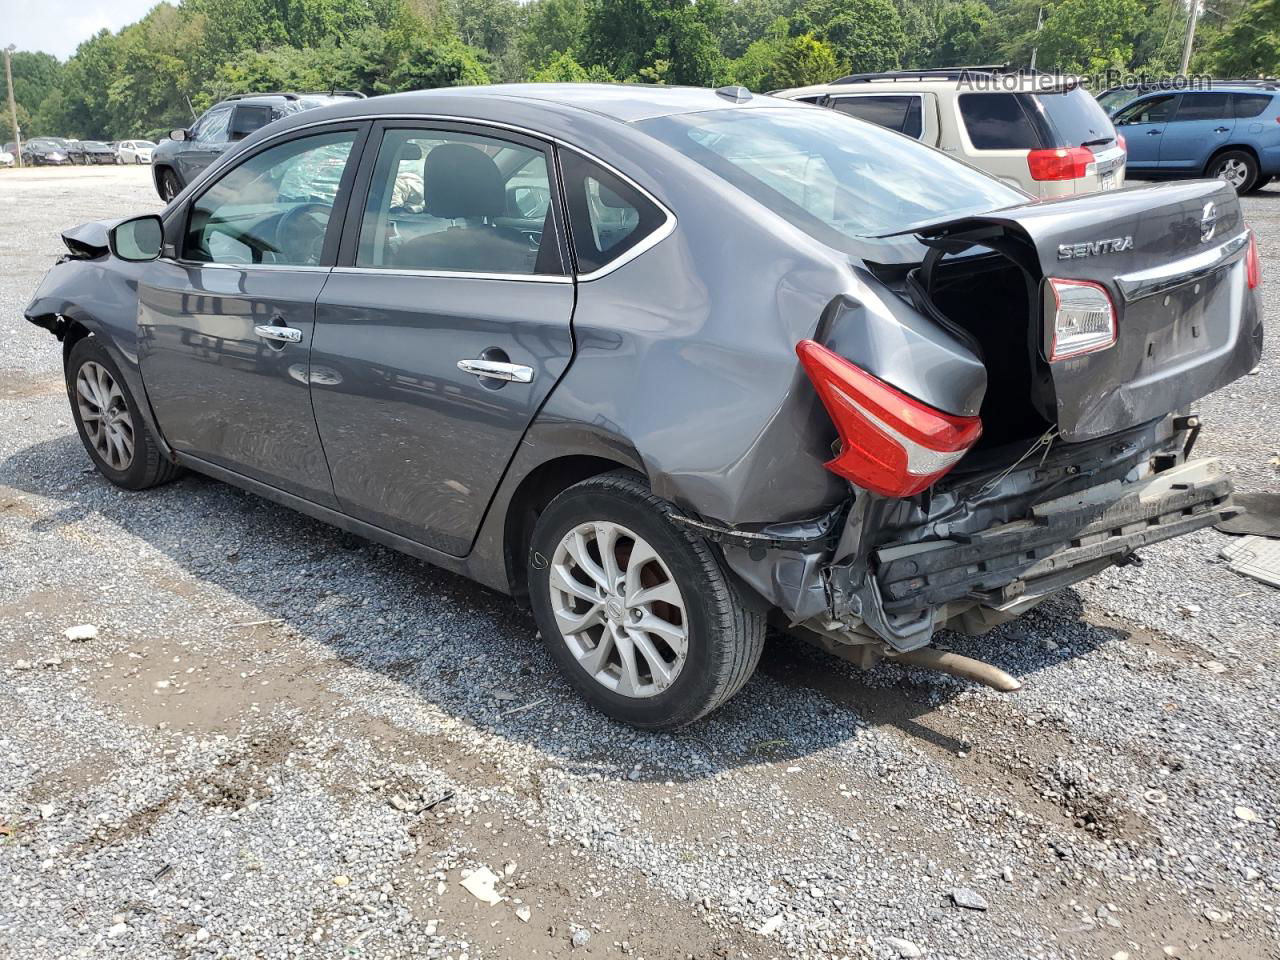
(638, 107, 1025, 252)
(960, 88, 1115, 149)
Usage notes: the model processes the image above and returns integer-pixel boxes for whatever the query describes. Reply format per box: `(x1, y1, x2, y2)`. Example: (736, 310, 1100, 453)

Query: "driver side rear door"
(138, 122, 369, 505)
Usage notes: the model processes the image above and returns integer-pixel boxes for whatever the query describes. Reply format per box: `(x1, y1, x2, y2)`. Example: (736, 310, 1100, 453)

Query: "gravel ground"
(1, 165, 1278, 960)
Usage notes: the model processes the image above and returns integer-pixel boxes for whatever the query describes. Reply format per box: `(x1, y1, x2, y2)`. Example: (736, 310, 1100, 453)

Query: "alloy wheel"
(548, 520, 688, 699)
(75, 360, 135, 471)
(1216, 158, 1249, 189)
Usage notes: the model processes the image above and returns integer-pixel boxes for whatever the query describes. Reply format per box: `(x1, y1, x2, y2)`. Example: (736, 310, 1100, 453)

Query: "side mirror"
(110, 214, 164, 262)
(169, 128, 188, 142)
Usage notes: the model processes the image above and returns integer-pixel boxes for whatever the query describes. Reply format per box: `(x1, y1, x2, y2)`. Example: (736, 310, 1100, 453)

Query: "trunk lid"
(903, 179, 1262, 441)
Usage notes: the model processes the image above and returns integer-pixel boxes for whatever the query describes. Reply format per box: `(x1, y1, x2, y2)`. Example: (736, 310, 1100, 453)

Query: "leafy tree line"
(3, 0, 1278, 142)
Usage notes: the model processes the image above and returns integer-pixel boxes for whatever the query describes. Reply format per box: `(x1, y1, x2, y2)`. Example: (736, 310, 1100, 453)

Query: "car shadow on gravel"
(3, 434, 1126, 781)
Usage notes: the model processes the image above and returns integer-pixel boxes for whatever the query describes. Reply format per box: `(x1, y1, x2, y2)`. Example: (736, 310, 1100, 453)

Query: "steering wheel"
(273, 203, 332, 265)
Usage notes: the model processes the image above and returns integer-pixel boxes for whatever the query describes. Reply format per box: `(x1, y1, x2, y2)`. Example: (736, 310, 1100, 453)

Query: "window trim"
(172, 111, 677, 283)
(165, 121, 371, 269)
(335, 118, 574, 281)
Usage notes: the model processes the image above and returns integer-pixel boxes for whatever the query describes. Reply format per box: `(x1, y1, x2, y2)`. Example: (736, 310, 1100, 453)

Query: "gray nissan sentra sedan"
(26, 84, 1264, 728)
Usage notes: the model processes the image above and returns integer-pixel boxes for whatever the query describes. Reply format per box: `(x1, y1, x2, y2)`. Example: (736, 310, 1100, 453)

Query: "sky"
(3, 0, 160, 60)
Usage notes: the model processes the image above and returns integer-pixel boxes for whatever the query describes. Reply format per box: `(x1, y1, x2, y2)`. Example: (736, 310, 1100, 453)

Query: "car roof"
(779, 74, 1084, 99)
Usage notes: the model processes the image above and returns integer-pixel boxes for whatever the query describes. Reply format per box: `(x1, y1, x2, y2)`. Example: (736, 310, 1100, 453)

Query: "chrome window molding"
(1115, 231, 1249, 302)
(331, 266, 572, 284)
(160, 258, 334, 273)
(236, 111, 678, 282)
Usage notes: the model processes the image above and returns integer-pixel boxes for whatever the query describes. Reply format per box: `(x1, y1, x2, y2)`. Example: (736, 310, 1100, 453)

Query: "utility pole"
(1179, 0, 1201, 75)
(4, 44, 21, 168)
(1029, 7, 1044, 72)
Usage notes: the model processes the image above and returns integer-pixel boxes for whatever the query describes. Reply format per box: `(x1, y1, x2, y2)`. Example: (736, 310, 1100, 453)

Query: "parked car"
(21, 137, 71, 165)
(68, 140, 118, 165)
(152, 90, 365, 200)
(26, 84, 1262, 727)
(776, 68, 1126, 197)
(0, 148, 13, 167)
(1108, 84, 1280, 193)
(116, 140, 157, 164)
(1095, 78, 1279, 115)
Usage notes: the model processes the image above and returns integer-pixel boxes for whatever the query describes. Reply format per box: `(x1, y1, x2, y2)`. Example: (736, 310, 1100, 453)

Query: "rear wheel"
(528, 472, 765, 729)
(1207, 150, 1259, 194)
(66, 337, 181, 491)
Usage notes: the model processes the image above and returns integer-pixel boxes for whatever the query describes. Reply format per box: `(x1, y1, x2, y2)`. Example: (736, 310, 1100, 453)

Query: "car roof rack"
(829, 64, 1025, 85)
(222, 90, 367, 102)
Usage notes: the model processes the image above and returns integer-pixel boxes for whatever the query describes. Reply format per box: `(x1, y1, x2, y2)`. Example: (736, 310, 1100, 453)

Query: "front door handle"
(1146, 129, 1162, 136)
(1214, 126, 1230, 133)
(456, 358, 534, 383)
(254, 324, 302, 344)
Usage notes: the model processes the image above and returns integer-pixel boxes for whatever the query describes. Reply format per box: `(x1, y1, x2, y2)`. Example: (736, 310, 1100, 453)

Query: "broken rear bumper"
(873, 457, 1235, 615)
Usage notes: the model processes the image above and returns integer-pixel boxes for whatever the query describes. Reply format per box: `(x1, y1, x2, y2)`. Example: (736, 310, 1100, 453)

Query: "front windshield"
(639, 107, 1026, 252)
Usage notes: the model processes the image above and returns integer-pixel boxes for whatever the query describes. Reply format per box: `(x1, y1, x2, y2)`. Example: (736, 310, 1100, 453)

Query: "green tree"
(1035, 0, 1143, 73)
(1203, 0, 1280, 76)
(583, 0, 725, 85)
(932, 0, 996, 66)
(522, 0, 590, 69)
(792, 0, 909, 72)
(727, 20, 838, 89)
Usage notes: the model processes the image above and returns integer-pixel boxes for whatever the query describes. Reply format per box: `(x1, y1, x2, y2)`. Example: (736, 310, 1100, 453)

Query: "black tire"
(157, 168, 181, 201)
(1247, 175, 1273, 193)
(66, 336, 182, 491)
(528, 471, 765, 729)
(1206, 149, 1259, 194)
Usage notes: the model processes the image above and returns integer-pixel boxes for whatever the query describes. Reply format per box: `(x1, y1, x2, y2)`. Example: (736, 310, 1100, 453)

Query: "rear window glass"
(958, 94, 1039, 149)
(1032, 87, 1115, 146)
(1233, 93, 1273, 118)
(1173, 93, 1232, 122)
(831, 96, 922, 138)
(639, 107, 1025, 252)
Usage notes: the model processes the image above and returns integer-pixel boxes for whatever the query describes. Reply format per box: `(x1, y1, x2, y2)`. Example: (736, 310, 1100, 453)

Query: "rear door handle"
(1214, 126, 1230, 133)
(254, 324, 302, 343)
(457, 358, 534, 383)
(1146, 129, 1162, 136)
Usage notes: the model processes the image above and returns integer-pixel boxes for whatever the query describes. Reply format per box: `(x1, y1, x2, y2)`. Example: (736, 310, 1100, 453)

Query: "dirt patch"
(0, 368, 63, 400)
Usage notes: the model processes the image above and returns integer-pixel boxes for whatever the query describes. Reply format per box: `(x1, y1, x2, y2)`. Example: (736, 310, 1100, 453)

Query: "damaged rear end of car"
(715, 179, 1262, 684)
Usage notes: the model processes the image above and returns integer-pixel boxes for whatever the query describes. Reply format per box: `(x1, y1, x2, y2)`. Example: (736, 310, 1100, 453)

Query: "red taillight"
(1246, 230, 1261, 289)
(1027, 146, 1094, 181)
(795, 340, 982, 498)
(1116, 133, 1127, 153)
(1046, 278, 1117, 360)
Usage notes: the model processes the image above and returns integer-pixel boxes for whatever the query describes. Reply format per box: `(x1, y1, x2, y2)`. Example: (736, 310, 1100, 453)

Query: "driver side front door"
(138, 123, 369, 505)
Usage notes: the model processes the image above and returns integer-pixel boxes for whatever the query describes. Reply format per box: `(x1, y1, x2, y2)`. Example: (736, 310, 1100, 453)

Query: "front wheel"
(157, 168, 181, 201)
(528, 472, 765, 729)
(1208, 150, 1259, 194)
(66, 337, 181, 490)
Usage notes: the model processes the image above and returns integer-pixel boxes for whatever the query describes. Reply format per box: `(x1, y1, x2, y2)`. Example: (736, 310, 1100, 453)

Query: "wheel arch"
(152, 162, 177, 198)
(1204, 143, 1260, 174)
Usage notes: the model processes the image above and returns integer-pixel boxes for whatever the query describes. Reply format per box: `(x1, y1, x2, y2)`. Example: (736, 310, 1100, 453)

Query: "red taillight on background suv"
(1027, 146, 1094, 181)
(796, 340, 982, 498)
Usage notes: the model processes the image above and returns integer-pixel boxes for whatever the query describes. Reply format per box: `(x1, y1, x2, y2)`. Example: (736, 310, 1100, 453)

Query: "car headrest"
(424, 143, 504, 219)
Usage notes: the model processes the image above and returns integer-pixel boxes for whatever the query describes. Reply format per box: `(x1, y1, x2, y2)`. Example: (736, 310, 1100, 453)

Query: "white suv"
(776, 69, 1126, 198)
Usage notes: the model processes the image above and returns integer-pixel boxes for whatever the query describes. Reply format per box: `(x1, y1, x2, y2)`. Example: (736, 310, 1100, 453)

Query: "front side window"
(1115, 94, 1179, 126)
(193, 105, 233, 143)
(356, 128, 560, 276)
(640, 107, 1023, 249)
(184, 130, 355, 266)
(560, 151, 666, 274)
(1172, 93, 1232, 122)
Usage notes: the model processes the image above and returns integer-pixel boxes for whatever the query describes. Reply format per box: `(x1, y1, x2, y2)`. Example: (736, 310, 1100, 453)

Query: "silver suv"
(777, 68, 1126, 198)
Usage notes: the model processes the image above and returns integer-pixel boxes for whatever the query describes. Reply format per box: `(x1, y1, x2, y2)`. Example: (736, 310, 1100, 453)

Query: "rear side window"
(831, 96, 923, 138)
(1233, 93, 1274, 118)
(1173, 93, 1233, 122)
(560, 151, 667, 275)
(958, 94, 1039, 149)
